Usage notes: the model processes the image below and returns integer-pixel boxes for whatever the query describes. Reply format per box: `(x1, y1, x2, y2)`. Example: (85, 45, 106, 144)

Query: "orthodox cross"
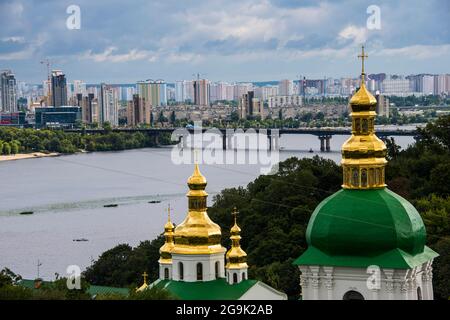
(358, 45, 368, 75)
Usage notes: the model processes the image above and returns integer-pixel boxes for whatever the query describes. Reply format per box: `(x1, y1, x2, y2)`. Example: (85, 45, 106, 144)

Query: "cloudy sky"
(0, 0, 449, 83)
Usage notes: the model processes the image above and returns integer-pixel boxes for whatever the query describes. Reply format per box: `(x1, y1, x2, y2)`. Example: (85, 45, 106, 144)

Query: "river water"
(0, 133, 415, 280)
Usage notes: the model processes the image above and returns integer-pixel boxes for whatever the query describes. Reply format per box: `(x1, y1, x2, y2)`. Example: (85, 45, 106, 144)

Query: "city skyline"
(0, 0, 449, 83)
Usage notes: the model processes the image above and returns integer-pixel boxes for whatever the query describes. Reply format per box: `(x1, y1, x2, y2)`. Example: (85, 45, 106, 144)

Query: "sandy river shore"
(0, 152, 59, 162)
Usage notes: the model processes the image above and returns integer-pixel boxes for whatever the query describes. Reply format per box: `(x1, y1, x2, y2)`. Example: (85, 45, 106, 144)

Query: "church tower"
(168, 163, 226, 282)
(293, 46, 438, 300)
(151, 163, 287, 299)
(159, 205, 175, 280)
(225, 207, 248, 284)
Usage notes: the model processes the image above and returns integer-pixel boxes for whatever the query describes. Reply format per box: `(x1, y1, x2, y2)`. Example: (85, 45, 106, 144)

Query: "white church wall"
(299, 261, 434, 300)
(172, 253, 225, 282)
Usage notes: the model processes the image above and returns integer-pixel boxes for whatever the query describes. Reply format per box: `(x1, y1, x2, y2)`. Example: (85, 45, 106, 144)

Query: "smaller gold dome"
(159, 205, 175, 264)
(187, 164, 207, 189)
(226, 208, 248, 270)
(230, 222, 241, 234)
(349, 82, 377, 111)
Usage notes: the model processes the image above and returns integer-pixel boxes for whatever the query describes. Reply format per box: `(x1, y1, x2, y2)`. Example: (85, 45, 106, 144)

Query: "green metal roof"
(294, 188, 438, 269)
(152, 278, 258, 300)
(18, 279, 129, 297)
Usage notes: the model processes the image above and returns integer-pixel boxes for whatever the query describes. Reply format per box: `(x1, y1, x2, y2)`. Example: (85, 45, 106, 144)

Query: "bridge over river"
(65, 127, 418, 152)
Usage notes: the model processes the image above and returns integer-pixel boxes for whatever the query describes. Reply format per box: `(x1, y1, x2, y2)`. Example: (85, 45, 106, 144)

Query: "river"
(0, 133, 415, 280)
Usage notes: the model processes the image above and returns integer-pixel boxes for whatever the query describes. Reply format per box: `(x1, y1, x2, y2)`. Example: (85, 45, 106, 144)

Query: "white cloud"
(338, 25, 368, 45)
(1, 36, 25, 43)
(374, 44, 450, 59)
(80, 47, 157, 63)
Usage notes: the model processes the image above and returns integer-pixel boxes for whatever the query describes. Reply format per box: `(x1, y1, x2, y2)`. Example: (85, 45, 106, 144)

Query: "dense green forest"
(0, 127, 173, 154)
(81, 116, 450, 300)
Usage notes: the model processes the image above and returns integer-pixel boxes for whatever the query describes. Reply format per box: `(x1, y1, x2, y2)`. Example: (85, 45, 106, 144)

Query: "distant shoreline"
(0, 152, 60, 162)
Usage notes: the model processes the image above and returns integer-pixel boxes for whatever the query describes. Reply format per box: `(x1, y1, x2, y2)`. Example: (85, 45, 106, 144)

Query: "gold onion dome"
(159, 205, 175, 264)
(172, 163, 225, 255)
(226, 208, 248, 269)
(341, 45, 387, 189)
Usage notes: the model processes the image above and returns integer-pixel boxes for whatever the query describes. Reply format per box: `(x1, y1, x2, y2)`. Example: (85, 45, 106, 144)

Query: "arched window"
(197, 263, 203, 281)
(242, 272, 246, 281)
(352, 168, 359, 186)
(233, 273, 238, 284)
(179, 262, 184, 280)
(215, 261, 220, 279)
(417, 287, 422, 300)
(164, 268, 169, 280)
(361, 169, 368, 187)
(343, 290, 364, 300)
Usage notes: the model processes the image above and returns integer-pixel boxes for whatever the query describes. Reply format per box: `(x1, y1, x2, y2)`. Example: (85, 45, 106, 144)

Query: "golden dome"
(172, 164, 226, 255)
(159, 205, 175, 264)
(226, 208, 248, 270)
(187, 164, 207, 189)
(349, 82, 377, 110)
(341, 45, 387, 189)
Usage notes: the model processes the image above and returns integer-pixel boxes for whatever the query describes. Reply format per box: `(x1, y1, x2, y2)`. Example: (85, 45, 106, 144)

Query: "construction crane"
(40, 59, 52, 106)
(192, 73, 207, 81)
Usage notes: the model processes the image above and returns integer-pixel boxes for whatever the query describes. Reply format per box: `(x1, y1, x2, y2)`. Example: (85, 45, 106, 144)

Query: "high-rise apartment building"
(73, 80, 87, 96)
(238, 91, 264, 120)
(268, 95, 302, 108)
(434, 74, 447, 95)
(136, 80, 167, 106)
(278, 79, 294, 96)
(375, 92, 390, 118)
(127, 94, 151, 126)
(422, 75, 434, 95)
(381, 77, 411, 96)
(99, 83, 119, 126)
(0, 70, 17, 112)
(79, 93, 97, 124)
(233, 83, 253, 101)
(51, 70, 68, 107)
(193, 79, 210, 106)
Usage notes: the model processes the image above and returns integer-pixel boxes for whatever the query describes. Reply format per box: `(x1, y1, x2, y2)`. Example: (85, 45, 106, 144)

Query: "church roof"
(18, 279, 130, 297)
(293, 188, 438, 268)
(152, 278, 257, 300)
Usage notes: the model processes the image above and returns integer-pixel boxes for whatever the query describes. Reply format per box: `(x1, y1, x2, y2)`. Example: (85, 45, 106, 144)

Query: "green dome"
(294, 188, 438, 269)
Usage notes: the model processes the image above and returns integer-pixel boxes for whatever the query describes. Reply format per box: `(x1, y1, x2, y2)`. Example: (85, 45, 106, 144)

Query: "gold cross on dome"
(142, 271, 148, 284)
(358, 45, 368, 75)
(232, 207, 239, 224)
(167, 204, 172, 221)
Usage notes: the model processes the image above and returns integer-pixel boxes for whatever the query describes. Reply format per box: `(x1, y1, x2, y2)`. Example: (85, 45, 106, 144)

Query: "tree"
(170, 111, 176, 124)
(3, 142, 11, 155)
(103, 121, 112, 132)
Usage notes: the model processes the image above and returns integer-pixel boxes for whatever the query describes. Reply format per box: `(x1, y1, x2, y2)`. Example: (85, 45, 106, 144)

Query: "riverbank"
(0, 152, 59, 162)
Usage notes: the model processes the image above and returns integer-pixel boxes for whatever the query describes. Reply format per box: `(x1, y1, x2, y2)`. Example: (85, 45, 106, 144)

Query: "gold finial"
(136, 271, 149, 292)
(167, 204, 172, 222)
(142, 271, 148, 285)
(358, 45, 368, 77)
(232, 207, 238, 225)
